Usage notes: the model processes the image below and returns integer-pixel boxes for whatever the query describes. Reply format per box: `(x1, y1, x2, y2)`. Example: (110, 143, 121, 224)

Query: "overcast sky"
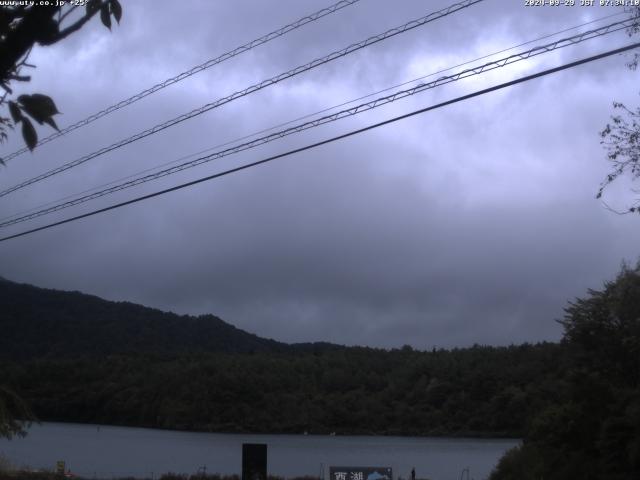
(0, 0, 638, 349)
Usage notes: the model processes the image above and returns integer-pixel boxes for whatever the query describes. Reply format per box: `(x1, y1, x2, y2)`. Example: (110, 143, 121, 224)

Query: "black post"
(242, 443, 267, 480)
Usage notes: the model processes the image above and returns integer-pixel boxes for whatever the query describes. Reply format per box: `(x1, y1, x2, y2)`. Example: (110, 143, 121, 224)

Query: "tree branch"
(58, 5, 79, 26)
(602, 200, 633, 215)
(45, 1, 107, 44)
(0, 6, 58, 81)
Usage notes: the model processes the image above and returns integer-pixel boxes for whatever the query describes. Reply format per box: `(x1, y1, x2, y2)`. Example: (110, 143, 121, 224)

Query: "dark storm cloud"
(0, 0, 638, 348)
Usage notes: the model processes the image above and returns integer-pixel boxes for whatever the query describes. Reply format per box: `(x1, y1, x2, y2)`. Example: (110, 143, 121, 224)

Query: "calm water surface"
(0, 423, 519, 480)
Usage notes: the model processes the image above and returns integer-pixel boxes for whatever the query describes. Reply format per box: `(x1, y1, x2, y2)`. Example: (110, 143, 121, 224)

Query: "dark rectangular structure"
(329, 466, 393, 480)
(242, 443, 267, 480)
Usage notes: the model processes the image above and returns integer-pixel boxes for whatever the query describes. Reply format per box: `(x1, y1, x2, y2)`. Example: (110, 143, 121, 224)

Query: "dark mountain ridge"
(0, 277, 294, 359)
(0, 276, 570, 440)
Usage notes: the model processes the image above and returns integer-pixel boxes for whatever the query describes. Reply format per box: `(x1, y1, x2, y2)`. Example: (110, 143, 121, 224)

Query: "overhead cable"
(1, 41, 638, 243)
(0, 17, 633, 229)
(2, 9, 623, 225)
(0, 0, 363, 163)
(0, 0, 484, 198)
(1, 11, 626, 226)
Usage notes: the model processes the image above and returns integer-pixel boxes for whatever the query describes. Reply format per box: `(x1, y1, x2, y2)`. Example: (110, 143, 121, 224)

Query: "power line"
(1, 41, 637, 244)
(0, 0, 484, 198)
(1, 10, 624, 225)
(0, 16, 632, 229)
(0, 0, 363, 163)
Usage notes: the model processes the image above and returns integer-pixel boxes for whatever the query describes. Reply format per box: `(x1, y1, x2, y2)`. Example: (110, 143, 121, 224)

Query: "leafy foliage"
(0, 344, 567, 437)
(599, 102, 640, 213)
(0, 1, 122, 157)
(598, 6, 640, 213)
(0, 386, 34, 439)
(490, 263, 640, 480)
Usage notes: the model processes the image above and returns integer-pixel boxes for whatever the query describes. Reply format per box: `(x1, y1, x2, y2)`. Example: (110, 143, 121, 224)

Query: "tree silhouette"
(0, 386, 34, 439)
(598, 7, 640, 214)
(0, 0, 122, 440)
(0, 0, 122, 160)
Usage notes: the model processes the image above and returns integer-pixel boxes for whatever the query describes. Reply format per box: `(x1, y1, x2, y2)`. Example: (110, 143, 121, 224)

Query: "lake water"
(0, 423, 519, 480)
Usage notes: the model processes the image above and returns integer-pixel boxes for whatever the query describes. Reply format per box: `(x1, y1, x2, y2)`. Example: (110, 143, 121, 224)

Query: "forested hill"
(3, 266, 639, 478)
(0, 277, 291, 359)
(1, 276, 569, 438)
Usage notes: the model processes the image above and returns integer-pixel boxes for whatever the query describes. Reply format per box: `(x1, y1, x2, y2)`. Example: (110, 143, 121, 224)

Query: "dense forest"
(490, 263, 640, 480)
(0, 276, 569, 437)
(1, 265, 639, 479)
(1, 343, 566, 437)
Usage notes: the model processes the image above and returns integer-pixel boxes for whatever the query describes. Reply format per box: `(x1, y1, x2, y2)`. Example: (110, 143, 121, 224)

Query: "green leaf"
(86, 0, 102, 15)
(43, 116, 59, 132)
(18, 93, 60, 121)
(34, 17, 60, 46)
(8, 101, 22, 123)
(17, 94, 60, 126)
(110, 0, 122, 24)
(100, 4, 111, 29)
(21, 117, 37, 151)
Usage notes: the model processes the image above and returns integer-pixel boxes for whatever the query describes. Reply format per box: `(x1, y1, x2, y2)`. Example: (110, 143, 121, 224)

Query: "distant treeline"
(2, 342, 566, 437)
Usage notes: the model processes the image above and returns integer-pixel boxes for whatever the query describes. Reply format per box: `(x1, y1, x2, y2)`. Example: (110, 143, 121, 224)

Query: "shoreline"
(1, 423, 517, 480)
(21, 420, 523, 441)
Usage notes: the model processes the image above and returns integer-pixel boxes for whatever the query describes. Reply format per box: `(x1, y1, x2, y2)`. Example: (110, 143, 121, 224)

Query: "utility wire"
(0, 0, 363, 163)
(0, 17, 632, 229)
(0, 0, 484, 198)
(1, 41, 638, 244)
(0, 10, 624, 225)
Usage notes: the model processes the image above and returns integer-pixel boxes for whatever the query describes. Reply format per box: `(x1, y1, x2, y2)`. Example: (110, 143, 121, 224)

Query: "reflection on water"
(0, 423, 519, 480)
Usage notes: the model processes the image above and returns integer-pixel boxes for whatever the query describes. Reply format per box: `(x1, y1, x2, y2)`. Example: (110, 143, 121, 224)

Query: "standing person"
(411, 467, 415, 480)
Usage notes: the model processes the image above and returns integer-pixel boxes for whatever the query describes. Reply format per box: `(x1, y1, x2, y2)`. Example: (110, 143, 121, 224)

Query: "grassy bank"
(0, 472, 322, 480)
